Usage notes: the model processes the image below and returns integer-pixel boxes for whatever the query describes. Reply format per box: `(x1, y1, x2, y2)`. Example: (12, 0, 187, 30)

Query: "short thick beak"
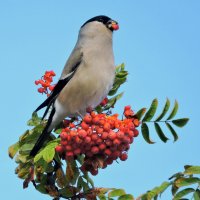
(111, 21, 119, 31)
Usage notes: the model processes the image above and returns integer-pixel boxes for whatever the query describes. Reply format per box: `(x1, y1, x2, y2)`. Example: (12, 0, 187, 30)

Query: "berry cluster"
(35, 70, 56, 96)
(55, 106, 140, 175)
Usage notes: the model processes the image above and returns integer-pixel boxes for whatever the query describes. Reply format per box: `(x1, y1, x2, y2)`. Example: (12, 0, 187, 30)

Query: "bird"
(30, 15, 119, 157)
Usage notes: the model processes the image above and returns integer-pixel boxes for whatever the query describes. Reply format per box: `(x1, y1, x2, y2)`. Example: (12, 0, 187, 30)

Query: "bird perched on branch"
(30, 15, 119, 157)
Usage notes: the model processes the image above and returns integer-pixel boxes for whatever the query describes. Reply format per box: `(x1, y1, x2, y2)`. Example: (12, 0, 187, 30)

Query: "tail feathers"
(29, 128, 50, 157)
(30, 107, 56, 157)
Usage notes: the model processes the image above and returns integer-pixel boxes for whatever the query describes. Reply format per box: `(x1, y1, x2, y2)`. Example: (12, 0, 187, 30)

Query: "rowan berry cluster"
(55, 106, 140, 175)
(35, 70, 56, 96)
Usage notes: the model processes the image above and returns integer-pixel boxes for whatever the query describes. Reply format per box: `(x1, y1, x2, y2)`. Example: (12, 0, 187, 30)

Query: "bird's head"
(81, 15, 119, 32)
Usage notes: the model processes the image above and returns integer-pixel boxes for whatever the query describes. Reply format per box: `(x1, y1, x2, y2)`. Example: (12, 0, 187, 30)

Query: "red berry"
(75, 136, 82, 144)
(118, 144, 126, 151)
(125, 144, 130, 151)
(91, 134, 98, 141)
(108, 130, 117, 140)
(69, 130, 77, 137)
(105, 139, 112, 146)
(63, 119, 70, 127)
(66, 151, 74, 157)
(74, 148, 81, 155)
(91, 146, 99, 154)
(60, 132, 68, 140)
(127, 130, 134, 138)
(120, 153, 128, 161)
(37, 87, 45, 93)
(65, 145, 72, 151)
(81, 121, 89, 130)
(55, 145, 63, 153)
(133, 119, 140, 127)
(35, 80, 40, 85)
(96, 127, 103, 134)
(105, 158, 113, 165)
(78, 129, 87, 138)
(117, 131, 124, 139)
(100, 98, 108, 106)
(111, 151, 120, 159)
(80, 165, 86, 173)
(96, 138, 103, 145)
(83, 114, 92, 124)
(124, 105, 131, 111)
(99, 143, 106, 151)
(124, 110, 134, 117)
(113, 138, 121, 145)
(92, 117, 100, 125)
(85, 136, 92, 143)
(103, 122, 110, 131)
(49, 85, 55, 91)
(123, 136, 131, 143)
(101, 132, 108, 140)
(69, 123, 75, 128)
(90, 168, 98, 176)
(129, 137, 134, 144)
(104, 148, 112, 156)
(50, 70, 56, 76)
(134, 129, 139, 137)
(60, 140, 68, 146)
(87, 128, 93, 136)
(102, 162, 107, 169)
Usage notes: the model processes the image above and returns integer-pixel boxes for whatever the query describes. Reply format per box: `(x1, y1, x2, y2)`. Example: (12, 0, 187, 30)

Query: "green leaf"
(56, 167, 67, 188)
(83, 173, 94, 188)
(77, 176, 84, 191)
(98, 195, 107, 200)
(145, 182, 171, 200)
(36, 184, 48, 194)
(43, 147, 55, 163)
(98, 188, 113, 197)
(166, 123, 179, 142)
(172, 118, 189, 127)
(141, 123, 155, 144)
(142, 99, 158, 122)
(19, 125, 44, 146)
(8, 142, 20, 158)
(173, 188, 195, 200)
(135, 108, 147, 120)
(116, 71, 128, 78)
(167, 100, 178, 120)
(19, 143, 35, 155)
(104, 92, 123, 110)
(34, 139, 60, 163)
(17, 163, 32, 179)
(108, 85, 120, 96)
(54, 128, 62, 134)
(194, 190, 200, 200)
(15, 154, 29, 163)
(184, 166, 200, 175)
(118, 194, 134, 200)
(154, 123, 169, 143)
(27, 112, 41, 126)
(115, 63, 125, 73)
(155, 98, 170, 121)
(175, 177, 200, 187)
(171, 184, 179, 196)
(66, 160, 80, 185)
(157, 181, 171, 196)
(108, 189, 126, 197)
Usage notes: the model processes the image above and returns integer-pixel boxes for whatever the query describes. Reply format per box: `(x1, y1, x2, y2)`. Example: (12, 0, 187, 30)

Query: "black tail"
(30, 107, 56, 157)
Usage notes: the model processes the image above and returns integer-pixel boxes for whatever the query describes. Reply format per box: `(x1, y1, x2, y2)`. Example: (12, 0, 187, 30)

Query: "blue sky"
(1, 1, 200, 199)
